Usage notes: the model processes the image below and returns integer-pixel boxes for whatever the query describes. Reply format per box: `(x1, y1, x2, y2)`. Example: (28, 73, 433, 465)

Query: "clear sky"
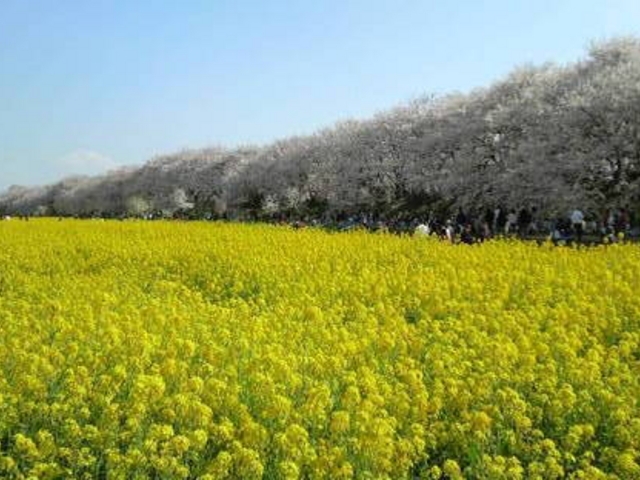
(1, 0, 639, 191)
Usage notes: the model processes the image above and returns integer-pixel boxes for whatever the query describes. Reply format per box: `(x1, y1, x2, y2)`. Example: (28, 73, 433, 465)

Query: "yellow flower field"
(0, 219, 639, 479)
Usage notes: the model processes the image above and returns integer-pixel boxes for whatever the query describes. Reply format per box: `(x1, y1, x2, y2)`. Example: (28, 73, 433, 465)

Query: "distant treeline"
(2, 38, 640, 221)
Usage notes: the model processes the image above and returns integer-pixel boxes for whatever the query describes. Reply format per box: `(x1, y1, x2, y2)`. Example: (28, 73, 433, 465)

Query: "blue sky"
(1, 0, 639, 191)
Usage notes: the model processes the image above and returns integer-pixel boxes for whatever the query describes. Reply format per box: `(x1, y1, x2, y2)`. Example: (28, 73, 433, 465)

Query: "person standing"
(517, 207, 532, 238)
(570, 208, 585, 243)
(414, 221, 431, 237)
(506, 209, 518, 235)
(455, 208, 467, 234)
(484, 208, 495, 236)
(496, 207, 507, 235)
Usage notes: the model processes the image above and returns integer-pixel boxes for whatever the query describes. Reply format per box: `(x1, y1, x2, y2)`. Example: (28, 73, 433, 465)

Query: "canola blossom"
(0, 219, 639, 479)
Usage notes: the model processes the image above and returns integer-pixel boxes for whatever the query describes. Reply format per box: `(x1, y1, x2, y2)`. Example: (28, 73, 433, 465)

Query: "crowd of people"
(3, 206, 638, 245)
(305, 205, 638, 245)
(412, 206, 638, 245)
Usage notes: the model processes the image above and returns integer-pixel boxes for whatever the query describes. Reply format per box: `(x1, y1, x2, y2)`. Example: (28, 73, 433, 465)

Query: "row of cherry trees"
(2, 38, 639, 220)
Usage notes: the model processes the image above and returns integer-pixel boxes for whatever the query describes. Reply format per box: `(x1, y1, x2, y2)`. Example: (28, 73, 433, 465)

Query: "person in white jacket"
(570, 209, 585, 242)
